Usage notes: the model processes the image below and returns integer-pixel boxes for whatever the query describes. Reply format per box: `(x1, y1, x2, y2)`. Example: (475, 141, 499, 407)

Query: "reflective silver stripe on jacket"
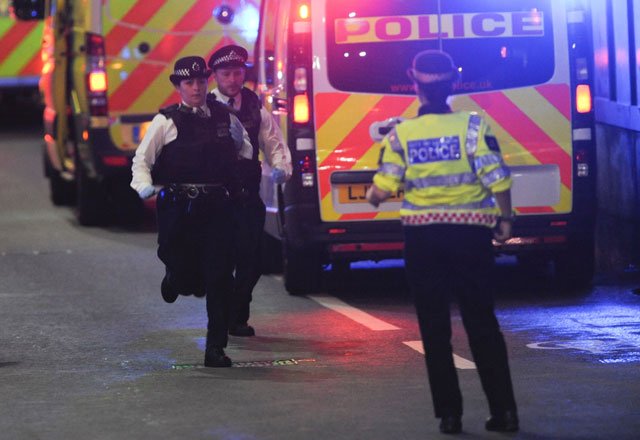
(405, 172, 478, 191)
(379, 162, 406, 178)
(465, 113, 482, 157)
(474, 153, 504, 170)
(480, 167, 511, 187)
(388, 128, 405, 160)
(401, 194, 496, 211)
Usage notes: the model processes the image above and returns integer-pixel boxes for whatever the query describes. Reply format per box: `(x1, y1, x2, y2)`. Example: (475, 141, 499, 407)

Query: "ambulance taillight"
(86, 33, 108, 116)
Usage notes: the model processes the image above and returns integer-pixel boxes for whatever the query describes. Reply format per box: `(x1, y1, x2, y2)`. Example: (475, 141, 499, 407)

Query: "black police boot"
(229, 323, 255, 337)
(439, 415, 462, 434)
(485, 410, 519, 432)
(204, 346, 232, 368)
(161, 274, 179, 303)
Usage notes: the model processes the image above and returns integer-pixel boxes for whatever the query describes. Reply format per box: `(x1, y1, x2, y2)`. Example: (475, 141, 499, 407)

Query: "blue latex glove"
(139, 185, 156, 199)
(271, 168, 287, 184)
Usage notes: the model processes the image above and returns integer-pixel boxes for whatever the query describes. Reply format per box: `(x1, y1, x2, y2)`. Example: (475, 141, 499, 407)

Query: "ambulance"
(0, 0, 43, 94)
(11, 0, 261, 225)
(256, 0, 596, 293)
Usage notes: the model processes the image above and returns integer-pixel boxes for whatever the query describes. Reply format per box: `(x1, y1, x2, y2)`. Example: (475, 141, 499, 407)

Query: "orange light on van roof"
(576, 84, 591, 113)
(89, 71, 107, 93)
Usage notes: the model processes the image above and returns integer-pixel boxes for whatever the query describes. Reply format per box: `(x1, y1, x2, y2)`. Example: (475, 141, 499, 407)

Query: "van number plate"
(336, 184, 404, 204)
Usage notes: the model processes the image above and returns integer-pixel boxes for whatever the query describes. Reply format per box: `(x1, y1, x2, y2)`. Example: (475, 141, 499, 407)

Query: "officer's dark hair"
(408, 50, 458, 105)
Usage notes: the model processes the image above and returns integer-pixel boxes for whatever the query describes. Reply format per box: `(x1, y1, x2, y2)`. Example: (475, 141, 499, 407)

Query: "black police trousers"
(403, 224, 517, 418)
(156, 188, 234, 349)
(230, 194, 266, 327)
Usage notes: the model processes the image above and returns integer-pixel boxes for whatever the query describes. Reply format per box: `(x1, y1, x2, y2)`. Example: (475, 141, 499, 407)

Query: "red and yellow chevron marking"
(457, 84, 572, 214)
(314, 83, 572, 222)
(0, 18, 43, 80)
(101, 0, 260, 150)
(315, 92, 418, 222)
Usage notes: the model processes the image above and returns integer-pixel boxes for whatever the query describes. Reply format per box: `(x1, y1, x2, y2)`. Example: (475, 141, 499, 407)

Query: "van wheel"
(76, 162, 109, 226)
(261, 232, 283, 274)
(283, 244, 322, 295)
(44, 151, 75, 206)
(554, 235, 595, 291)
(106, 177, 144, 227)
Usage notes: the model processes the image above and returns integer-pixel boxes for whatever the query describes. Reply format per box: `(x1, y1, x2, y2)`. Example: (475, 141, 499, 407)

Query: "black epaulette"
(159, 103, 180, 118)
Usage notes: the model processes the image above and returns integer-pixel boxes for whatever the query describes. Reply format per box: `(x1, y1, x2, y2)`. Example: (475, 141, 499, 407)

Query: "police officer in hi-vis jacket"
(131, 56, 252, 368)
(207, 45, 292, 337)
(366, 50, 518, 435)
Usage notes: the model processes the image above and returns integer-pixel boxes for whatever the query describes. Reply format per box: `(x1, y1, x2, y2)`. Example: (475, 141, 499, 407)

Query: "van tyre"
(554, 235, 595, 291)
(261, 232, 283, 274)
(107, 178, 144, 227)
(76, 162, 109, 226)
(44, 151, 75, 206)
(283, 245, 322, 295)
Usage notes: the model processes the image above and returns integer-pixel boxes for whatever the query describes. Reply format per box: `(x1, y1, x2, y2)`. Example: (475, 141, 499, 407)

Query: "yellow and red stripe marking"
(315, 83, 572, 222)
(97, 0, 259, 150)
(108, 0, 220, 112)
(0, 19, 43, 78)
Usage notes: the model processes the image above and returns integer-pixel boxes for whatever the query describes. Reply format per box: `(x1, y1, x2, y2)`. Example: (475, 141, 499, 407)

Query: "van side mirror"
(11, 0, 45, 20)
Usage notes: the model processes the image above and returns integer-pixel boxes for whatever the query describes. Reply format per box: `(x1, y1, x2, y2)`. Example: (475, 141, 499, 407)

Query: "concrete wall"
(590, 0, 640, 274)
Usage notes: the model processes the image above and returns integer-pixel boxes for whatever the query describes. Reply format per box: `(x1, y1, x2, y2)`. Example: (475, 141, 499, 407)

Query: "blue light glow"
(233, 4, 260, 43)
(504, 299, 640, 364)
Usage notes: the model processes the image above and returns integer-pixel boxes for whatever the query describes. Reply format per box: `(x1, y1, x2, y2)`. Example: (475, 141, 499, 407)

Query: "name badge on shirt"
(407, 136, 461, 164)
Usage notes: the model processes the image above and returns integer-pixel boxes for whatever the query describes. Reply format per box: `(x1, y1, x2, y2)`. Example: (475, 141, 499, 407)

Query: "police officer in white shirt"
(131, 56, 253, 367)
(207, 45, 292, 337)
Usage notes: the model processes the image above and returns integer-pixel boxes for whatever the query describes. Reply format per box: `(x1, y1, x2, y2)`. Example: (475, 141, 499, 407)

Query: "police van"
(256, 0, 596, 293)
(11, 0, 261, 225)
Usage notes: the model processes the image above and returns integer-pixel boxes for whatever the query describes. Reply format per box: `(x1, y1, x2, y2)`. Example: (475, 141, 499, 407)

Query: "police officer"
(366, 50, 518, 434)
(207, 45, 292, 337)
(131, 56, 253, 368)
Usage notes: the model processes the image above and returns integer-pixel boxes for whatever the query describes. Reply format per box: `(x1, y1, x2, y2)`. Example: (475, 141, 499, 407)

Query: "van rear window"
(325, 0, 555, 95)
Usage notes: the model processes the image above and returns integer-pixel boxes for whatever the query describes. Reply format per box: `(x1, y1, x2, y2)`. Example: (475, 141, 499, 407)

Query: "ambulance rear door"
(0, 1, 43, 89)
(101, 0, 262, 154)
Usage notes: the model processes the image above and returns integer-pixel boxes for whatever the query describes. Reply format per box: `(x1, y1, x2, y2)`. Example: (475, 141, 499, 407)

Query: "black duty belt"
(166, 183, 229, 200)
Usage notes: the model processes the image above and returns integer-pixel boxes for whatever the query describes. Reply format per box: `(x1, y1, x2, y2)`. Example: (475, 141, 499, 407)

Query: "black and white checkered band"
(173, 68, 190, 77)
(211, 50, 245, 66)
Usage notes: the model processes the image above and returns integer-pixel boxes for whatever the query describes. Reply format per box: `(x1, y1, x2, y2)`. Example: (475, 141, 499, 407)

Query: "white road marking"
(308, 294, 401, 331)
(307, 294, 475, 369)
(403, 340, 476, 370)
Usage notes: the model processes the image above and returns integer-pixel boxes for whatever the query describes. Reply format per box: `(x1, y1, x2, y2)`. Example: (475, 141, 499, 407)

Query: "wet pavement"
(1, 126, 639, 439)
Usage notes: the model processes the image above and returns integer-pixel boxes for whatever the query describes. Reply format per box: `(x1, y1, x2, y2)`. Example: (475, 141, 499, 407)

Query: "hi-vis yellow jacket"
(373, 111, 512, 227)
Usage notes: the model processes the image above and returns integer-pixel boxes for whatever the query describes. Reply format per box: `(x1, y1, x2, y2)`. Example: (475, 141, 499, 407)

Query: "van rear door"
(101, 0, 261, 152)
(315, 0, 568, 223)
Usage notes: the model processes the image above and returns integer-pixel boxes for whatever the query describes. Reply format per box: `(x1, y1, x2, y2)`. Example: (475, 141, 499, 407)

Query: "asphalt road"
(1, 124, 639, 440)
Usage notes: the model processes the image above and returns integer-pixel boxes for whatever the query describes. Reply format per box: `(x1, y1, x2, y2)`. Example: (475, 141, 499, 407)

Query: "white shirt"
(210, 88, 292, 177)
(130, 102, 253, 195)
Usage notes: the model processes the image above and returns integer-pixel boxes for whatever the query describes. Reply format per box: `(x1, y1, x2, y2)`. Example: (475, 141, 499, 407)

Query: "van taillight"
(575, 148, 589, 177)
(293, 94, 310, 123)
(89, 72, 107, 93)
(298, 3, 310, 20)
(300, 154, 314, 187)
(86, 33, 108, 116)
(576, 84, 591, 113)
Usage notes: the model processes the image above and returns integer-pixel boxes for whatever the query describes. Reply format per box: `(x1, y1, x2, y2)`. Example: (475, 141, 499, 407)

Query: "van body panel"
(257, 0, 596, 292)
